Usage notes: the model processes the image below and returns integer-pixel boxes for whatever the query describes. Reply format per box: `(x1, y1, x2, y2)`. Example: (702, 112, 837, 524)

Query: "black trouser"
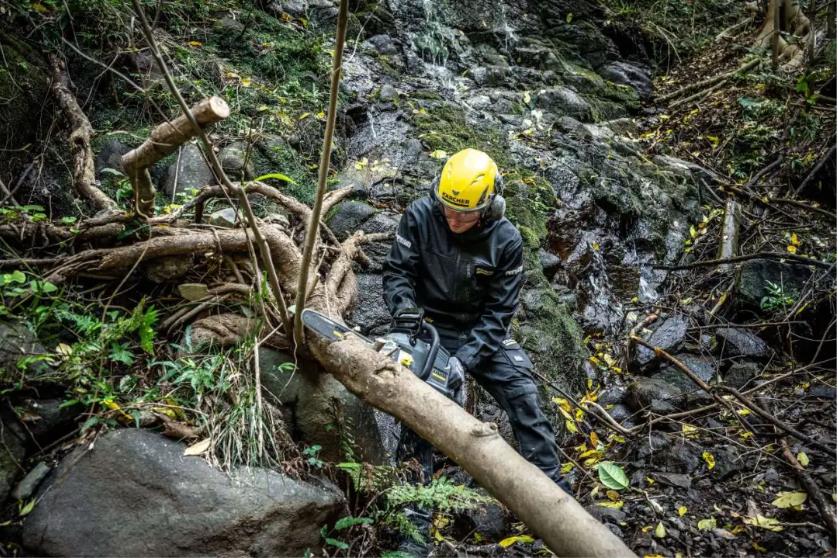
(396, 323, 564, 485)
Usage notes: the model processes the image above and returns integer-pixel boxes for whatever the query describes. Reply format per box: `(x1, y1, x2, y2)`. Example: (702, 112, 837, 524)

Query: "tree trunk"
(308, 332, 636, 557)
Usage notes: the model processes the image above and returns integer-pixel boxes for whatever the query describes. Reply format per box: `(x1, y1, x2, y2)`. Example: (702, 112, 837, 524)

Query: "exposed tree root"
(756, 0, 812, 68)
(48, 55, 117, 212)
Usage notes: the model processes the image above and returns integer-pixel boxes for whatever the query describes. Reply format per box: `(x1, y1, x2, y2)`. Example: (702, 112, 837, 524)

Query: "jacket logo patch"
(475, 267, 494, 276)
(503, 338, 517, 346)
(504, 265, 523, 276)
(396, 233, 412, 249)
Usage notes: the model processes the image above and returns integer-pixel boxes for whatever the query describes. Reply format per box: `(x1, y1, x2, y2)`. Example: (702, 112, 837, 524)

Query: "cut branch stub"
(121, 96, 230, 217)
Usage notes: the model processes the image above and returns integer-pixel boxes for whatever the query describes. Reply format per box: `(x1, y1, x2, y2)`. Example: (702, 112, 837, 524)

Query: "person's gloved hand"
(447, 356, 466, 406)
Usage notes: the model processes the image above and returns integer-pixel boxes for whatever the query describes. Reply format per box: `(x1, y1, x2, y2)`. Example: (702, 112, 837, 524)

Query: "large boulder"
(259, 348, 388, 464)
(23, 429, 344, 556)
(0, 321, 50, 380)
(0, 413, 27, 503)
(716, 327, 771, 360)
(634, 315, 689, 368)
(327, 201, 377, 240)
(164, 143, 215, 198)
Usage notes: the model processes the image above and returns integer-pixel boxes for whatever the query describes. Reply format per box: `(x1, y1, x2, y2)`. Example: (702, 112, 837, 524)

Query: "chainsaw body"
(301, 308, 457, 400)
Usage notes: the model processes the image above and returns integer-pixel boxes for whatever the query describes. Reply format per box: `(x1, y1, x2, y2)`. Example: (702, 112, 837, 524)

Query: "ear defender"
(486, 174, 506, 220)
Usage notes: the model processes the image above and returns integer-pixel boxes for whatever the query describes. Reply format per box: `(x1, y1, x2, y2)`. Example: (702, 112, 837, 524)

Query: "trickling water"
(497, 3, 519, 57)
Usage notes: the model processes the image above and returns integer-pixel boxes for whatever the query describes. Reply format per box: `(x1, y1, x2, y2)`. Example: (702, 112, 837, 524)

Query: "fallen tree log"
(309, 332, 636, 557)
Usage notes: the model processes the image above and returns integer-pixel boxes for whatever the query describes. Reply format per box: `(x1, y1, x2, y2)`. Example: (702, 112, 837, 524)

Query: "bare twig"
(654, 252, 832, 271)
(780, 438, 837, 535)
(292, 0, 350, 347)
(657, 58, 760, 104)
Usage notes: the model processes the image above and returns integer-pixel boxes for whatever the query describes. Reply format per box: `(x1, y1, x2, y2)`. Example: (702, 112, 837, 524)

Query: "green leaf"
(254, 172, 297, 184)
(596, 461, 630, 491)
(109, 343, 135, 365)
(565, 12, 573, 23)
(60, 216, 78, 225)
(771, 491, 807, 509)
(498, 534, 535, 548)
(3, 270, 26, 284)
(324, 537, 349, 550)
(19, 499, 36, 516)
(334, 515, 373, 531)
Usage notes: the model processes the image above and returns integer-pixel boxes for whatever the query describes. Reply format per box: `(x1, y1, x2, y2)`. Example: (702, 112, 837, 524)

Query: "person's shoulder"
(405, 196, 434, 219)
(493, 217, 523, 246)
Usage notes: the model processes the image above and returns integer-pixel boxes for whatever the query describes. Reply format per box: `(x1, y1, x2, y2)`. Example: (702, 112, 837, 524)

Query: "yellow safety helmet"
(435, 148, 501, 214)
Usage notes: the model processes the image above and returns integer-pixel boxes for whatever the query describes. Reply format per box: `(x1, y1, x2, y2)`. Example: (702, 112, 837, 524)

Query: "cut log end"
(207, 96, 231, 120)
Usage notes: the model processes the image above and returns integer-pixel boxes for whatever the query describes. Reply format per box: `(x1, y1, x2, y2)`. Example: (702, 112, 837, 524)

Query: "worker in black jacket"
(382, 148, 568, 492)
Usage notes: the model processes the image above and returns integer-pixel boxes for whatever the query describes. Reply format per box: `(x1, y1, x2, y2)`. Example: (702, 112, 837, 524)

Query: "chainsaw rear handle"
(419, 321, 440, 381)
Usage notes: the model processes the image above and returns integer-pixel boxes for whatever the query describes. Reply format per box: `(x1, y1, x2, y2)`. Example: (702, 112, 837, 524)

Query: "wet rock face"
(22, 429, 344, 556)
(598, 61, 652, 98)
(736, 259, 812, 310)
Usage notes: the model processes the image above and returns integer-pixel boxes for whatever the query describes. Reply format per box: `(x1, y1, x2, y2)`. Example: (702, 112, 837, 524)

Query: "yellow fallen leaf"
(606, 490, 620, 501)
(682, 424, 698, 438)
(745, 514, 783, 532)
(429, 149, 447, 159)
(787, 244, 798, 254)
(654, 521, 666, 538)
(702, 450, 715, 470)
(797, 452, 809, 467)
(678, 506, 687, 516)
(771, 491, 807, 509)
(184, 438, 211, 456)
(498, 534, 534, 548)
(240, 77, 252, 87)
(597, 501, 624, 509)
(697, 518, 716, 531)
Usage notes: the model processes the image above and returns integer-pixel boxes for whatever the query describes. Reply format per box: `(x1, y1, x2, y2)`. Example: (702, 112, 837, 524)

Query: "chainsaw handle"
(420, 321, 440, 380)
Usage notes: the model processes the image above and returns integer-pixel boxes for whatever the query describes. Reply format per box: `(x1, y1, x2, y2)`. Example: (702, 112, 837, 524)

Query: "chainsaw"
(301, 307, 462, 402)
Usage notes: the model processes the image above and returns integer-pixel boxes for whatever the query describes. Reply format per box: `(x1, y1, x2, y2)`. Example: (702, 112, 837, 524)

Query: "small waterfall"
(584, 248, 625, 334)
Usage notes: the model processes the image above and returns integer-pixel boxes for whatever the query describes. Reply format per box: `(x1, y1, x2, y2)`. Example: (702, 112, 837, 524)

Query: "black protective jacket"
(382, 195, 525, 371)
